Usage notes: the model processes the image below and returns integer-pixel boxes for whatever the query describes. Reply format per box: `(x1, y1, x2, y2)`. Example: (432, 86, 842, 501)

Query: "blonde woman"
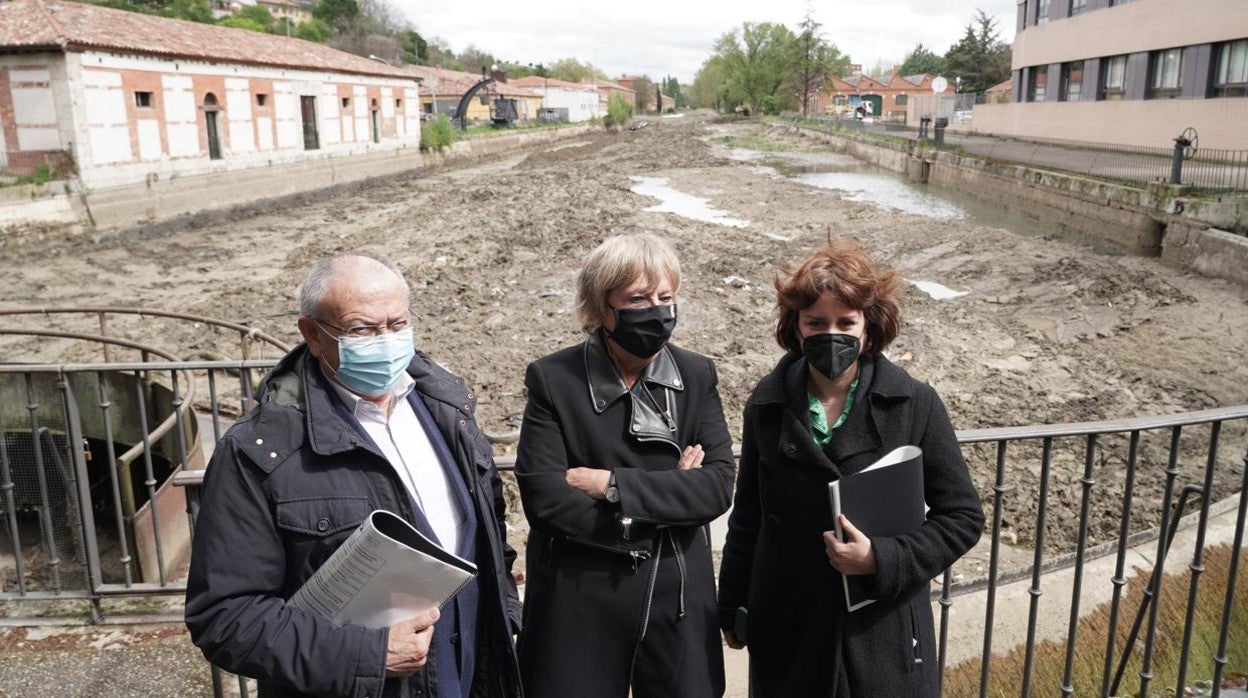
(515, 233, 733, 697)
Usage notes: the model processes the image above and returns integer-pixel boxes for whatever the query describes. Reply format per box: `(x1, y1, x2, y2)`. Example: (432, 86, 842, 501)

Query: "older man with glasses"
(185, 251, 523, 698)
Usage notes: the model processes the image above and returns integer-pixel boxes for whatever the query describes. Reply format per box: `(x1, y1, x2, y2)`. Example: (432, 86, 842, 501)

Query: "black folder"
(828, 445, 925, 611)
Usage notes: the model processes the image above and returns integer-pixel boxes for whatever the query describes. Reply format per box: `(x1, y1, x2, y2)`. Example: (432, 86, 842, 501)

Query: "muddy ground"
(2, 115, 1246, 558)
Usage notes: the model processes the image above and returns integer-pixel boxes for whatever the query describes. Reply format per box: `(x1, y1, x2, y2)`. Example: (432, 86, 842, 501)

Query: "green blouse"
(807, 376, 860, 448)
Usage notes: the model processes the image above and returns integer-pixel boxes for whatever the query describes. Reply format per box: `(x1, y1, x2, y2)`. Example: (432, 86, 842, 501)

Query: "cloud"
(394, 0, 1018, 83)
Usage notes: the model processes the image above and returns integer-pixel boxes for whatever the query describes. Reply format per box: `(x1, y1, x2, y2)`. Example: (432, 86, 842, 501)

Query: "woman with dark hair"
(516, 233, 734, 697)
(718, 239, 983, 697)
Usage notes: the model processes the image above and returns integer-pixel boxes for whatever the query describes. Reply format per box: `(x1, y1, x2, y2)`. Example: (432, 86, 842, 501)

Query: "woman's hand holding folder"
(823, 515, 877, 575)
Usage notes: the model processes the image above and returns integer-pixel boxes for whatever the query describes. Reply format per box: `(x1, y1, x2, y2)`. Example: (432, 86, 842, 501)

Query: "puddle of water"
(629, 176, 749, 228)
(794, 170, 967, 220)
(907, 279, 969, 300)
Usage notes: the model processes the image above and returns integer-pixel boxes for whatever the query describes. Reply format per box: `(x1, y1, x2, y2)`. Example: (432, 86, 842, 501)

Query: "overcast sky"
(394, 0, 1019, 84)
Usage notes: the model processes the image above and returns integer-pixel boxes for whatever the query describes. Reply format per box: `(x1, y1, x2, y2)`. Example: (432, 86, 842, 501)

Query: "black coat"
(718, 353, 983, 698)
(185, 344, 523, 698)
(515, 335, 734, 697)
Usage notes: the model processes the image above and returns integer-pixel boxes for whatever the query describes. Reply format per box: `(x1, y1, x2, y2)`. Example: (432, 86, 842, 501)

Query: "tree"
(662, 76, 686, 109)
(711, 22, 798, 113)
(424, 36, 460, 69)
(788, 9, 849, 116)
(548, 58, 606, 83)
(227, 4, 275, 33)
(630, 75, 654, 113)
(458, 44, 496, 76)
(898, 42, 945, 76)
(217, 15, 267, 32)
(295, 18, 330, 42)
(400, 30, 427, 64)
(169, 0, 213, 23)
(690, 57, 729, 111)
(944, 9, 1012, 94)
(312, 0, 359, 27)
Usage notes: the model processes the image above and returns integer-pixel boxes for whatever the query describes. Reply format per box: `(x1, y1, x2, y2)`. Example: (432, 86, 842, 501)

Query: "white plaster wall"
(136, 119, 161, 161)
(10, 67, 61, 151)
(256, 116, 274, 151)
(319, 85, 341, 146)
(404, 87, 418, 141)
(535, 87, 601, 122)
(226, 77, 255, 153)
(82, 70, 133, 164)
(71, 52, 421, 189)
(382, 87, 394, 119)
(162, 74, 200, 159)
(274, 82, 299, 150)
(353, 85, 367, 142)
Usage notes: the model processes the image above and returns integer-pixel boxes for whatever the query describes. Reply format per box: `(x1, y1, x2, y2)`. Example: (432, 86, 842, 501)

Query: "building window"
(1037, 0, 1050, 24)
(1109, 0, 1132, 5)
(895, 94, 908, 106)
(1028, 66, 1048, 102)
(396, 98, 403, 109)
(342, 97, 351, 108)
(1070, 0, 1086, 15)
(1100, 55, 1127, 100)
(1148, 47, 1184, 99)
(1212, 39, 1248, 98)
(134, 91, 153, 108)
(256, 93, 268, 107)
(1061, 61, 1084, 101)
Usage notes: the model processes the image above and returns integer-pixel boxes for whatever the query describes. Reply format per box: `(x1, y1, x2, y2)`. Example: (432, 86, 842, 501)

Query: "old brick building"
(0, 0, 421, 188)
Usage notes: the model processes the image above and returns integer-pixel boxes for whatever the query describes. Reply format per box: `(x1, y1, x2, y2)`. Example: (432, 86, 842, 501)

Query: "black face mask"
(802, 332, 860, 381)
(608, 304, 678, 358)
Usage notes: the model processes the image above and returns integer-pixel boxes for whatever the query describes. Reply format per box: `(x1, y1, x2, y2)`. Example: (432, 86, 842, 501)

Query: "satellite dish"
(931, 76, 948, 93)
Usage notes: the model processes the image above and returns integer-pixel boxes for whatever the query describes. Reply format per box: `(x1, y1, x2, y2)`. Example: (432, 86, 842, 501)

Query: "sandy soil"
(2, 115, 1246, 556)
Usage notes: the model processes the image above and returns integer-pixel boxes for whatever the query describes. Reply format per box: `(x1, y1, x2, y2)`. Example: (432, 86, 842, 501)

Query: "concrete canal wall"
(789, 125, 1248, 287)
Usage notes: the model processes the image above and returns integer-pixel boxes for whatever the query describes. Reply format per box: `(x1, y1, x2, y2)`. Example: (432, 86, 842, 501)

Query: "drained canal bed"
(1, 115, 1246, 556)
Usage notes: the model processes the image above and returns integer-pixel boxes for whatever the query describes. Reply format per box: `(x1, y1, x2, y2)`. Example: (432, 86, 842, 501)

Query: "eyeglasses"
(315, 312, 413, 338)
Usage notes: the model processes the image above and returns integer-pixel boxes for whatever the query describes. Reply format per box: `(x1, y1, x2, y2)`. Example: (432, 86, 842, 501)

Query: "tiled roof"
(403, 65, 539, 98)
(512, 75, 598, 92)
(902, 74, 927, 86)
(987, 78, 1013, 93)
(0, 0, 415, 79)
(591, 79, 634, 94)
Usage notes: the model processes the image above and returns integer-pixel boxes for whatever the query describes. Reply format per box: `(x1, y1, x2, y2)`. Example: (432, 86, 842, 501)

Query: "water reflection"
(629, 176, 750, 228)
(791, 169, 967, 220)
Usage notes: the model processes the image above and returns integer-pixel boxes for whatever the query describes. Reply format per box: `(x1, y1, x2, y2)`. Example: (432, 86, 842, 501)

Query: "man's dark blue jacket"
(185, 344, 523, 698)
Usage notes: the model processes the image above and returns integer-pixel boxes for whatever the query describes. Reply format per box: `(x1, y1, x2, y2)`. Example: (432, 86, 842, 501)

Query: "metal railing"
(2, 356, 1245, 697)
(784, 116, 1248, 192)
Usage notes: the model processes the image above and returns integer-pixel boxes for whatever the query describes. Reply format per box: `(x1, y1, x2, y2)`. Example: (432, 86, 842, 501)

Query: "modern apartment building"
(972, 0, 1247, 148)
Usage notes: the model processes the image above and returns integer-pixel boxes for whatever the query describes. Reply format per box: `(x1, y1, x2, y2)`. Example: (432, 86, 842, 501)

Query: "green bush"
(420, 114, 457, 150)
(604, 93, 634, 128)
(761, 95, 780, 115)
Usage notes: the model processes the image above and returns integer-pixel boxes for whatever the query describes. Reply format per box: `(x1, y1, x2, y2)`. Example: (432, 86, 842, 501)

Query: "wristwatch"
(604, 472, 620, 503)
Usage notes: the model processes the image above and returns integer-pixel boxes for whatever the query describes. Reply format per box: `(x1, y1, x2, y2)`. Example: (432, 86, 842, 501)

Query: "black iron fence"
(2, 356, 1245, 697)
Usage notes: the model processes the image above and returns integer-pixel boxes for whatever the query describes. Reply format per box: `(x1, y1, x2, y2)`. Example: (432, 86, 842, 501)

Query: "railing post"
(1210, 449, 1248, 696)
(1175, 421, 1222, 695)
(58, 373, 103, 622)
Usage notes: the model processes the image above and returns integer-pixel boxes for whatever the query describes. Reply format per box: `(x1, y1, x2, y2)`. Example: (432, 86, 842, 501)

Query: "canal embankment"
(781, 121, 1248, 286)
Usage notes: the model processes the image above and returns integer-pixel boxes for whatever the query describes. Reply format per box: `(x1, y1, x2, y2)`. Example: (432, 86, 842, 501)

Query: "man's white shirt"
(327, 372, 464, 553)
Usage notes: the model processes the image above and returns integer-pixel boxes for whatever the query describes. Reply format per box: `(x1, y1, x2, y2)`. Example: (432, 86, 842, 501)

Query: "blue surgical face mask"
(317, 325, 415, 396)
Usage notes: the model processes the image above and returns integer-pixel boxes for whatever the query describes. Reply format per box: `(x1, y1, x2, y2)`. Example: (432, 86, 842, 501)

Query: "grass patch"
(711, 133, 788, 152)
(944, 543, 1247, 697)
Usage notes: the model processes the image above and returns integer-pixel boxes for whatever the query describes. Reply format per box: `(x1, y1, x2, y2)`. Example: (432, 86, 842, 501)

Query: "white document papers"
(289, 510, 477, 629)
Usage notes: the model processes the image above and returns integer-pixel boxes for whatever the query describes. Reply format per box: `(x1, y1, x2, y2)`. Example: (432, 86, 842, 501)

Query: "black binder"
(828, 445, 925, 611)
